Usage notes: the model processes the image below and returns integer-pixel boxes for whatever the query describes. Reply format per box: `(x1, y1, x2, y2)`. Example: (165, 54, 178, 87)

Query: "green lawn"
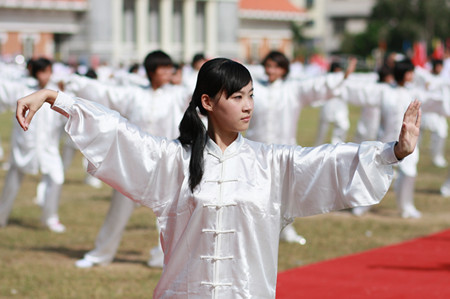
(1, 104, 450, 298)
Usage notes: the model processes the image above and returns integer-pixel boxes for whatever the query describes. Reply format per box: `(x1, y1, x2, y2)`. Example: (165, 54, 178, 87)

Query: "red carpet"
(276, 229, 450, 298)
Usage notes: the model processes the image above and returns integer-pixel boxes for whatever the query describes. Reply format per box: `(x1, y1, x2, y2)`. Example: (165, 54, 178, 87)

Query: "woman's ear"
(201, 94, 214, 112)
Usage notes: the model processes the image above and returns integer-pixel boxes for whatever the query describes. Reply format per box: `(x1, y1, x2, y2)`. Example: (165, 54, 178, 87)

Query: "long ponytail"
(178, 58, 252, 192)
(178, 100, 207, 192)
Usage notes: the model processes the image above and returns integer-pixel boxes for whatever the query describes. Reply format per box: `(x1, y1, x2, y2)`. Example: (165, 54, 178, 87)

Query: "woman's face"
(264, 59, 286, 83)
(206, 81, 254, 134)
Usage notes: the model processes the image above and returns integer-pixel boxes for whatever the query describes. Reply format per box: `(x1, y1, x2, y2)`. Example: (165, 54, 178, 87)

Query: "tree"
(340, 0, 450, 56)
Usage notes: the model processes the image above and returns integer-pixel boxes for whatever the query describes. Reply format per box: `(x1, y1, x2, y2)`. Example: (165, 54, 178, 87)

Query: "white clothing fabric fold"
(53, 91, 399, 298)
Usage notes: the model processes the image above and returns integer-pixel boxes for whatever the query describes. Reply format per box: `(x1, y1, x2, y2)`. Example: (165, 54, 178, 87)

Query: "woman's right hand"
(16, 89, 58, 131)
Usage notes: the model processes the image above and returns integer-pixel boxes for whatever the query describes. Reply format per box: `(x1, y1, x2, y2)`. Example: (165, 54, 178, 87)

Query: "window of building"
(333, 18, 346, 34)
(195, 1, 205, 43)
(23, 36, 34, 59)
(250, 39, 260, 63)
(123, 0, 136, 43)
(306, 0, 314, 9)
(149, 0, 160, 43)
(173, 0, 183, 43)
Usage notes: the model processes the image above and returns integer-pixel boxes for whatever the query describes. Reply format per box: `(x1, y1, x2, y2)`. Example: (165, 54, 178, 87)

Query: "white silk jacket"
(53, 91, 399, 298)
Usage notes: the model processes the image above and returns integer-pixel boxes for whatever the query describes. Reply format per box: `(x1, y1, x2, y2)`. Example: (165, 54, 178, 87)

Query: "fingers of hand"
(16, 104, 28, 130)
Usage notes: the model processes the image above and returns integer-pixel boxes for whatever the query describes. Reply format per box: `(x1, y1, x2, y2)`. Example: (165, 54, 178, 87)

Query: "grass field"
(1, 104, 450, 299)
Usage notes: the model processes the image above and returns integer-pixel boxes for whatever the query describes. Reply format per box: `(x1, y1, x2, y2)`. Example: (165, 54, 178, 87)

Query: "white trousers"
(82, 189, 162, 264)
(83, 189, 138, 264)
(0, 164, 62, 226)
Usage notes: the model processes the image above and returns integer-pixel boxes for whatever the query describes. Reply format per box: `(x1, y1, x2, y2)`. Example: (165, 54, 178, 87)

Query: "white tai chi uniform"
(314, 72, 378, 146)
(0, 79, 65, 228)
(343, 82, 449, 217)
(247, 73, 345, 242)
(348, 72, 381, 143)
(314, 95, 349, 145)
(52, 91, 398, 298)
(66, 76, 189, 266)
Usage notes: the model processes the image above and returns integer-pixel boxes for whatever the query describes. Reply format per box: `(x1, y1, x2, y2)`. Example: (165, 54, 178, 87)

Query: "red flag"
(412, 41, 427, 67)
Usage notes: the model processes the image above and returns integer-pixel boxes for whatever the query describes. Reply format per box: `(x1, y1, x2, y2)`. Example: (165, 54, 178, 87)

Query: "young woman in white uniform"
(17, 58, 420, 298)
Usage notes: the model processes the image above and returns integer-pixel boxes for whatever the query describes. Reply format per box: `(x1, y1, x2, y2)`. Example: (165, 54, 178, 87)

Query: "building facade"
(0, 0, 88, 62)
(292, 0, 375, 54)
(0, 0, 240, 66)
(238, 0, 306, 63)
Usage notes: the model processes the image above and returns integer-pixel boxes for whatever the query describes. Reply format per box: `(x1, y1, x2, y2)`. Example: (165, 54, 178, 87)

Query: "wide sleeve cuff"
(51, 91, 75, 118)
(380, 141, 401, 164)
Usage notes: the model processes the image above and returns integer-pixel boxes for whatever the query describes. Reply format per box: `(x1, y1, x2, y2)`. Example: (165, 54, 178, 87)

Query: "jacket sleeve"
(278, 141, 398, 219)
(52, 91, 186, 209)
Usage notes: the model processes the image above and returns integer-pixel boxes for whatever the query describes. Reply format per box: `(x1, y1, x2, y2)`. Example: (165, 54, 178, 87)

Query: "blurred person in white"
(0, 58, 66, 233)
(63, 50, 190, 269)
(170, 63, 183, 86)
(415, 59, 449, 168)
(314, 60, 350, 146)
(353, 66, 394, 144)
(246, 51, 356, 245)
(16, 57, 420, 298)
(182, 53, 207, 93)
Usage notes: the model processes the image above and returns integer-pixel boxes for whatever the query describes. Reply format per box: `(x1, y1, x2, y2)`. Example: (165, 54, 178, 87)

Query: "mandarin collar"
(205, 133, 244, 161)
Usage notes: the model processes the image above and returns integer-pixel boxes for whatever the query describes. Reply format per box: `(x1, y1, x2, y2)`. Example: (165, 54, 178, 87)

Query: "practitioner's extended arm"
(16, 89, 58, 131)
(344, 57, 357, 79)
(393, 99, 421, 160)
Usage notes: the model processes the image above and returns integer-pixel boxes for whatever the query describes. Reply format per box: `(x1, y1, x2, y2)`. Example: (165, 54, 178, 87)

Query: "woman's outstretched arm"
(394, 99, 421, 160)
(16, 89, 58, 131)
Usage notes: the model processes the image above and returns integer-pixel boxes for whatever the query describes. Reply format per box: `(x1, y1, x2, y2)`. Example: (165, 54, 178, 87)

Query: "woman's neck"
(207, 126, 238, 152)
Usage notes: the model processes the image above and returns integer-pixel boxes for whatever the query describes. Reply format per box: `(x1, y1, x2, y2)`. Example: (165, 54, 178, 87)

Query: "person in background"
(416, 59, 449, 168)
(183, 53, 207, 93)
(0, 57, 66, 233)
(314, 60, 350, 145)
(64, 50, 190, 269)
(246, 51, 356, 244)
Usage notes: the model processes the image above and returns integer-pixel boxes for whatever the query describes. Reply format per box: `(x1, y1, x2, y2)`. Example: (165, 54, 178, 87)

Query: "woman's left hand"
(394, 99, 421, 160)
(16, 89, 58, 131)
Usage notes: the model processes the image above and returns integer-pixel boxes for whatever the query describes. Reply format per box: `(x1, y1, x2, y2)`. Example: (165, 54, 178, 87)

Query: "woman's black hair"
(178, 58, 252, 192)
(393, 59, 414, 84)
(261, 51, 290, 78)
(143, 50, 173, 79)
(30, 57, 52, 79)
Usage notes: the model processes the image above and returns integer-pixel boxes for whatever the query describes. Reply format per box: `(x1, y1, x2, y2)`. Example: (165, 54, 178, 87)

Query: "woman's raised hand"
(16, 89, 58, 131)
(394, 99, 421, 160)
